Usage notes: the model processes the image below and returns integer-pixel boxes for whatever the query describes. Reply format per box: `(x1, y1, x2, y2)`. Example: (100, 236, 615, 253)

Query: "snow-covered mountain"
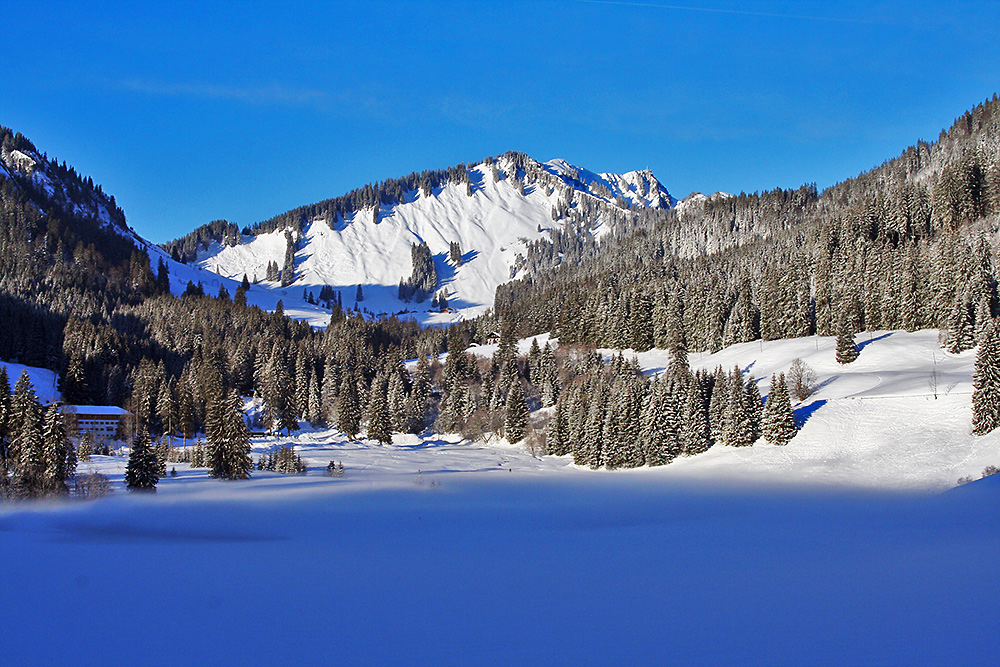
(0, 133, 127, 234)
(189, 154, 675, 324)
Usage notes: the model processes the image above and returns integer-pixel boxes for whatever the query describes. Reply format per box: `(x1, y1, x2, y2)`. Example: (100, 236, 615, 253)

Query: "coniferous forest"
(3, 96, 1000, 497)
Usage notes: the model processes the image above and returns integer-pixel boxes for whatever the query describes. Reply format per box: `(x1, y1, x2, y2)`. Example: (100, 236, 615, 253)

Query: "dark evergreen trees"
(503, 380, 528, 443)
(972, 323, 1000, 435)
(836, 321, 859, 365)
(723, 368, 755, 447)
(125, 427, 159, 492)
(9, 372, 45, 498)
(337, 374, 361, 439)
(0, 365, 10, 465)
(762, 373, 797, 446)
(280, 231, 296, 286)
(206, 391, 253, 480)
(366, 375, 392, 445)
(399, 242, 439, 302)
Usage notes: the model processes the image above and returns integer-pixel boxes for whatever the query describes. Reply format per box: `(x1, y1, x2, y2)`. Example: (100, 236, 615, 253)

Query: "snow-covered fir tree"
(972, 323, 1000, 434)
(125, 427, 159, 492)
(641, 377, 680, 466)
(503, 380, 528, 443)
(9, 371, 45, 498)
(680, 377, 711, 455)
(337, 374, 361, 439)
(723, 368, 755, 447)
(835, 320, 859, 364)
(366, 375, 392, 445)
(41, 403, 70, 495)
(206, 391, 253, 480)
(761, 373, 797, 446)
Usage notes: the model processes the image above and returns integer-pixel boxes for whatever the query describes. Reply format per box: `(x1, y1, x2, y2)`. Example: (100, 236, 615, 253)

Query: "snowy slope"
(0, 361, 60, 404)
(193, 156, 674, 324)
(598, 328, 997, 489)
(402, 328, 999, 490)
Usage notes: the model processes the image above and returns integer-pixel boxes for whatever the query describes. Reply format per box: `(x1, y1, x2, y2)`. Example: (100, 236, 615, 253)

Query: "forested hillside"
(494, 96, 1000, 356)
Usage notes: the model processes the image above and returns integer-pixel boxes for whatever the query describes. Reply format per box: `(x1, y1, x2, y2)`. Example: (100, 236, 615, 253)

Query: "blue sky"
(5, 1, 999, 243)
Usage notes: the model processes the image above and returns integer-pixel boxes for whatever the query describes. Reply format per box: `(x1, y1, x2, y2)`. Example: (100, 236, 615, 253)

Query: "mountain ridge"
(167, 153, 677, 323)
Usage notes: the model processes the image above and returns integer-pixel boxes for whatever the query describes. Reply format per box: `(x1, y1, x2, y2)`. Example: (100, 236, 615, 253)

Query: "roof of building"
(61, 405, 131, 417)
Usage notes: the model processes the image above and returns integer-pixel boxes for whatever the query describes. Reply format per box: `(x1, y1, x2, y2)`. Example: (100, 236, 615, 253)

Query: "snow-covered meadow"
(2, 329, 999, 665)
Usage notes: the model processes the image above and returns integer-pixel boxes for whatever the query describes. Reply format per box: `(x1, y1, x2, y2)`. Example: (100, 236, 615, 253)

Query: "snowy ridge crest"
(193, 154, 674, 325)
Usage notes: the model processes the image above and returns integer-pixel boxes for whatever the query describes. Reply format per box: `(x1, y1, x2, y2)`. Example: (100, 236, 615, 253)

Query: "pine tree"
(125, 426, 159, 492)
(10, 371, 45, 498)
(641, 377, 680, 466)
(42, 404, 69, 495)
(680, 378, 710, 455)
(280, 231, 296, 286)
(157, 380, 178, 438)
(295, 353, 310, 420)
(503, 380, 528, 443)
(61, 353, 88, 404)
(723, 369, 754, 447)
(761, 374, 797, 446)
(946, 298, 975, 353)
(546, 393, 570, 456)
(539, 342, 559, 407)
(207, 391, 253, 480)
(405, 357, 431, 434)
(307, 373, 322, 425)
(337, 374, 361, 439)
(366, 375, 392, 445)
(580, 380, 607, 468)
(744, 376, 762, 443)
(76, 432, 93, 463)
(708, 366, 729, 445)
(320, 356, 340, 425)
(436, 378, 466, 434)
(973, 323, 1000, 434)
(835, 320, 859, 364)
(0, 365, 10, 464)
(527, 337, 542, 383)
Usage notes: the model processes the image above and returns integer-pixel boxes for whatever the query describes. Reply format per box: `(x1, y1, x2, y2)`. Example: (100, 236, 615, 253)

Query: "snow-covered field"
(2, 470, 997, 665)
(3, 329, 999, 665)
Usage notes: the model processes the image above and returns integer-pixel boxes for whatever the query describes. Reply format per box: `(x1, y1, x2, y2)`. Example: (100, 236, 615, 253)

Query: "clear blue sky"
(4, 1, 998, 243)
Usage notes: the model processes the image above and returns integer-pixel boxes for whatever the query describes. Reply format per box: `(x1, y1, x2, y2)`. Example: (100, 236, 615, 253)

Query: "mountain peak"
(180, 153, 676, 326)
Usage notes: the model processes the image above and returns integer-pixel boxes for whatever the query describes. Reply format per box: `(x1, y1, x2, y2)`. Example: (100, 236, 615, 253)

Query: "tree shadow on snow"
(857, 332, 892, 352)
(794, 399, 827, 428)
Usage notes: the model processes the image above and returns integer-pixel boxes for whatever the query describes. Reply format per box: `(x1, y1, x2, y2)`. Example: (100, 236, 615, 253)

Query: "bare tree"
(787, 358, 817, 401)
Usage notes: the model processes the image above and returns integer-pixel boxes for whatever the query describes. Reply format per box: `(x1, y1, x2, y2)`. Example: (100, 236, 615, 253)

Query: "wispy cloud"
(573, 0, 881, 25)
(117, 78, 344, 112)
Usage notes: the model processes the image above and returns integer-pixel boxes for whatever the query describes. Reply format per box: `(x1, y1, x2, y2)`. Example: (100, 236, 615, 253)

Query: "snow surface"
(603, 329, 993, 490)
(0, 360, 60, 404)
(1, 462, 997, 665)
(2, 330, 998, 665)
